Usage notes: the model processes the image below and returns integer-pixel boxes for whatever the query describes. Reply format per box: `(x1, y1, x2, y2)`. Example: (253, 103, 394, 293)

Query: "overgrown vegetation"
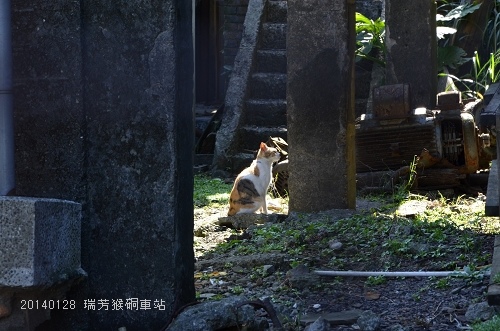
(437, 0, 500, 97)
(355, 1, 500, 98)
(355, 12, 385, 66)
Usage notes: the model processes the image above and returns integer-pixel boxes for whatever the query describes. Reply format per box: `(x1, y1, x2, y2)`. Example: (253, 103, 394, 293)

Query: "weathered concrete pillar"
(287, 0, 356, 212)
(385, 0, 437, 109)
(78, 1, 195, 329)
(12, 0, 195, 330)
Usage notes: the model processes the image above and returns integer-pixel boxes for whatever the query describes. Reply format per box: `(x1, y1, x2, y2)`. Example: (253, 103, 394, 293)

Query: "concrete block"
(0, 197, 81, 287)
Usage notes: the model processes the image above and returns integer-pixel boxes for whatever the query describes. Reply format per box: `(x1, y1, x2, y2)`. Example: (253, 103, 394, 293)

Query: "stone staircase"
(214, 0, 380, 174)
(224, 0, 288, 173)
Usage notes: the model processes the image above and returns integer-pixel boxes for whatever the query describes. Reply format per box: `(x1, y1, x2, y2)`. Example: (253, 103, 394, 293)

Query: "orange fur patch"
(253, 164, 260, 177)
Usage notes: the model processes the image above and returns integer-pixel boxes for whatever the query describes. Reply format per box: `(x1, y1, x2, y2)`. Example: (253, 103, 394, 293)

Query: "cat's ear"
(260, 142, 267, 151)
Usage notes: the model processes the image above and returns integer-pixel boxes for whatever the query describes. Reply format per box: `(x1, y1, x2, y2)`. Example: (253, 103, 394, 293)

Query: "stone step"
(246, 99, 287, 127)
(267, 1, 288, 24)
(261, 23, 287, 50)
(250, 73, 287, 99)
(256, 49, 286, 74)
(240, 125, 287, 151)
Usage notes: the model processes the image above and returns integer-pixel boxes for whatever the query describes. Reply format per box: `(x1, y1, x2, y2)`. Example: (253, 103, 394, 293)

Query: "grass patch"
(209, 193, 498, 275)
(194, 174, 232, 209)
(473, 315, 500, 331)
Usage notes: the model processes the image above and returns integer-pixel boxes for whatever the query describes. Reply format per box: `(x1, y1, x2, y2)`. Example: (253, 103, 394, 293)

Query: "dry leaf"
(364, 291, 381, 300)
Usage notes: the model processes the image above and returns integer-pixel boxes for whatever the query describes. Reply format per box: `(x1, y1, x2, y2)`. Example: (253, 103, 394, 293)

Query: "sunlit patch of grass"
(193, 174, 232, 208)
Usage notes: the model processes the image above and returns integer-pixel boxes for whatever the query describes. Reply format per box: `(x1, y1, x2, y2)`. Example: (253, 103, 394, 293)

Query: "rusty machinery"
(356, 83, 496, 190)
(270, 84, 498, 196)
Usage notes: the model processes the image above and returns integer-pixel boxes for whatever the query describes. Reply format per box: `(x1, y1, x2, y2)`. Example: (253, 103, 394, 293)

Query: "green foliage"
(434, 277, 450, 289)
(436, 3, 481, 22)
(484, 4, 500, 52)
(437, 1, 500, 96)
(441, 49, 500, 98)
(355, 12, 386, 66)
(493, 273, 500, 284)
(438, 45, 468, 70)
(436, 2, 481, 72)
(472, 50, 500, 92)
(355, 2, 500, 96)
(365, 275, 387, 286)
(391, 156, 419, 204)
(230, 285, 244, 295)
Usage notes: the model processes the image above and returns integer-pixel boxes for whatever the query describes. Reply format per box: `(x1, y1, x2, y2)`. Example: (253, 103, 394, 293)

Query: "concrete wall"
(11, 1, 195, 330)
(222, 0, 250, 71)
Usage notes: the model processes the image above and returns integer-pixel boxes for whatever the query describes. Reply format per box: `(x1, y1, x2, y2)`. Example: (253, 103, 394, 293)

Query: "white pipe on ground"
(314, 270, 489, 277)
(0, 0, 15, 195)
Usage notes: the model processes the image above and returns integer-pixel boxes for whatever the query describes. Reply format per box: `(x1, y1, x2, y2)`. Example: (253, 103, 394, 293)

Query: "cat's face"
(257, 142, 280, 163)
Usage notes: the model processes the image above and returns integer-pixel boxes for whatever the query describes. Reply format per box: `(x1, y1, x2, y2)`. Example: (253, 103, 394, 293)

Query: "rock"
(232, 265, 245, 274)
(195, 253, 287, 271)
(166, 296, 266, 331)
(328, 240, 343, 250)
(193, 227, 207, 237)
(304, 316, 329, 331)
(286, 265, 320, 290)
(465, 302, 495, 322)
(217, 214, 279, 229)
(387, 324, 409, 331)
(300, 310, 363, 325)
(262, 265, 275, 276)
(357, 310, 381, 331)
(396, 200, 428, 217)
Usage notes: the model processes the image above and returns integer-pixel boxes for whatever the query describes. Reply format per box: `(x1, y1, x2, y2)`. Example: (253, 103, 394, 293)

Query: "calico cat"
(227, 142, 281, 216)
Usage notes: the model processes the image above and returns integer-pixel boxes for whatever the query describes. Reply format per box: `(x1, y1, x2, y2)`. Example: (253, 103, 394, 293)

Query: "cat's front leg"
(262, 196, 268, 214)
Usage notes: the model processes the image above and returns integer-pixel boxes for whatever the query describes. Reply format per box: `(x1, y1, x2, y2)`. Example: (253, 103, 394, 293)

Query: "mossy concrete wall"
(11, 1, 195, 330)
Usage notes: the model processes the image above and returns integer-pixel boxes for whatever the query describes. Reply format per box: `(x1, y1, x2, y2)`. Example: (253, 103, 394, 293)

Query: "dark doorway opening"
(195, 0, 224, 104)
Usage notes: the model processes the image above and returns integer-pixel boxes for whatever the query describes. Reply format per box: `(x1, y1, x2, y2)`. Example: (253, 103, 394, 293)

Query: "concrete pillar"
(79, 1, 195, 330)
(385, 0, 437, 109)
(287, 0, 356, 212)
(12, 0, 195, 330)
